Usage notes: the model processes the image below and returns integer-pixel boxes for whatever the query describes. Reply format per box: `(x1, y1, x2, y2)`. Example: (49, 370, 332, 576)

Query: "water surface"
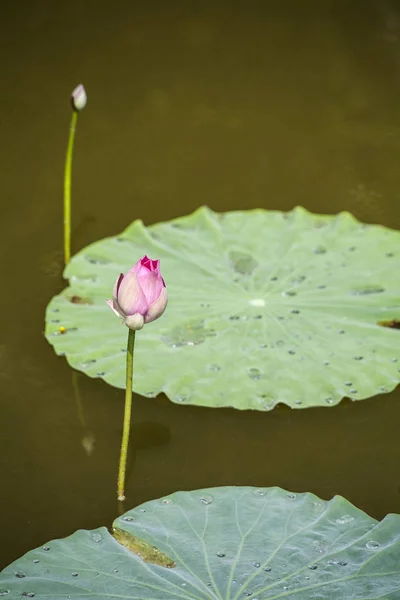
(1, 0, 400, 569)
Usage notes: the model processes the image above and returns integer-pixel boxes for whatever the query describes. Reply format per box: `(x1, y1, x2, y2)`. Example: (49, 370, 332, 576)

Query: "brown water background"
(1, 0, 400, 569)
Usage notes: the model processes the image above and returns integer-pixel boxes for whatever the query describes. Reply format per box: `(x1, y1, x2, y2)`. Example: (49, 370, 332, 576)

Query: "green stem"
(63, 110, 78, 266)
(117, 329, 136, 501)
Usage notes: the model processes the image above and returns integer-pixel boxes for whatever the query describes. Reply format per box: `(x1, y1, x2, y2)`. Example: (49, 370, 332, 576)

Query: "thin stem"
(72, 370, 86, 428)
(63, 109, 78, 266)
(117, 329, 136, 501)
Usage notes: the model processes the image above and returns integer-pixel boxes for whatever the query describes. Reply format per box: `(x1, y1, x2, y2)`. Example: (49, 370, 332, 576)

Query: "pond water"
(1, 0, 400, 570)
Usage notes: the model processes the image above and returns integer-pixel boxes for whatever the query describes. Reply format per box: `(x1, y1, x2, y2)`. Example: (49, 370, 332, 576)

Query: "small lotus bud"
(71, 84, 87, 112)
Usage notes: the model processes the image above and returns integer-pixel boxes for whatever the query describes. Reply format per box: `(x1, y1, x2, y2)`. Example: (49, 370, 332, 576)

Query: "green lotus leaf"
(2, 487, 400, 599)
(45, 206, 400, 409)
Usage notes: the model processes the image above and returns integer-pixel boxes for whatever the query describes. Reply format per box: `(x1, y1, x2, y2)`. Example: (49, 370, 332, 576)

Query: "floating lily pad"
(2, 486, 400, 599)
(45, 206, 400, 409)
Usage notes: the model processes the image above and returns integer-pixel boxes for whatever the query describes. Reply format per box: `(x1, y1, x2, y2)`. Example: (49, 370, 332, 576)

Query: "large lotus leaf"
(45, 206, 400, 409)
(2, 486, 400, 599)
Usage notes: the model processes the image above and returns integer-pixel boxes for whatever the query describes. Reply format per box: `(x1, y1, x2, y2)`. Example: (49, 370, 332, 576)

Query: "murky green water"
(1, 0, 400, 569)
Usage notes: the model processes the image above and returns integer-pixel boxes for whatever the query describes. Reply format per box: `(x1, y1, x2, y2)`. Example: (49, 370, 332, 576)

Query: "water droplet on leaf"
(200, 495, 213, 505)
(80, 359, 96, 368)
(248, 367, 261, 380)
(336, 515, 354, 525)
(313, 541, 327, 553)
(162, 321, 216, 348)
(175, 395, 188, 403)
(351, 286, 385, 295)
(366, 540, 380, 549)
(229, 251, 258, 275)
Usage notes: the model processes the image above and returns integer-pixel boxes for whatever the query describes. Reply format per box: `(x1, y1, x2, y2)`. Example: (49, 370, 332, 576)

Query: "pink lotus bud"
(106, 255, 168, 330)
(71, 84, 87, 112)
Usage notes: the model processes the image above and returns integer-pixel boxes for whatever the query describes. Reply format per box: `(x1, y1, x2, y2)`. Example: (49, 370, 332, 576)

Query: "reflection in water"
(1, 0, 400, 570)
(130, 422, 171, 452)
(117, 421, 171, 515)
(71, 371, 96, 456)
(81, 432, 96, 456)
(124, 421, 171, 486)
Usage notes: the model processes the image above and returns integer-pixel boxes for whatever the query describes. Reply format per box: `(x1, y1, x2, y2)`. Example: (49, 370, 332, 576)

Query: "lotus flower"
(107, 255, 168, 330)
